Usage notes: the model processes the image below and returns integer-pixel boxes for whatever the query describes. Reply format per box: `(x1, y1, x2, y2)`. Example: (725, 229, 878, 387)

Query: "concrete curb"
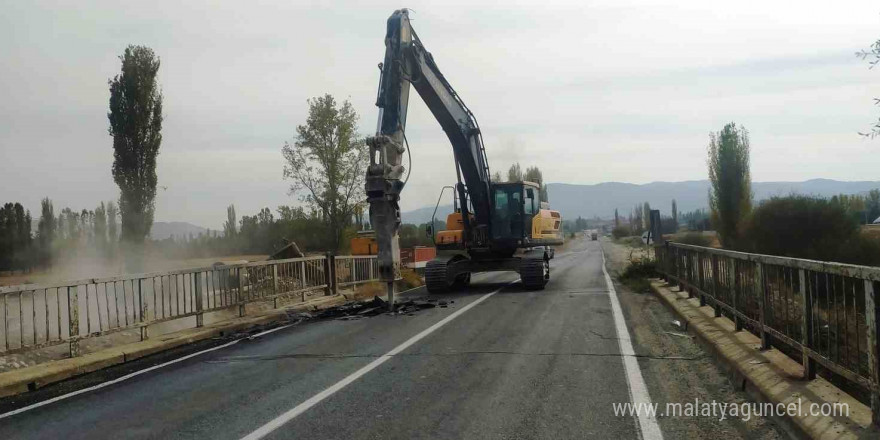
(647, 279, 878, 440)
(0, 294, 351, 399)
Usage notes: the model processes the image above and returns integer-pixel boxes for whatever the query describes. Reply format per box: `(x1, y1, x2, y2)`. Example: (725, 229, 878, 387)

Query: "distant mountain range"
(150, 221, 210, 240)
(401, 179, 880, 224)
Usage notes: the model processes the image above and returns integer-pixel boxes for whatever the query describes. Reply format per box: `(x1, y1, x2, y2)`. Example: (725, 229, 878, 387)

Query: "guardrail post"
(686, 250, 694, 299)
(323, 253, 337, 296)
(755, 261, 769, 350)
(67, 286, 79, 357)
(672, 247, 680, 290)
(664, 243, 671, 281)
(139, 279, 149, 340)
(369, 257, 375, 281)
(679, 248, 686, 290)
(299, 261, 306, 302)
(679, 249, 687, 293)
(194, 273, 204, 327)
(237, 267, 245, 317)
(272, 264, 279, 308)
(864, 279, 880, 427)
(729, 258, 741, 331)
(323, 254, 331, 296)
(698, 253, 706, 305)
(331, 255, 338, 296)
(712, 254, 721, 318)
(800, 269, 816, 380)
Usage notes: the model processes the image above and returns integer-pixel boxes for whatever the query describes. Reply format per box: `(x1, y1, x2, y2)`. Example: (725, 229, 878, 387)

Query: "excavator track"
(425, 259, 452, 293)
(520, 258, 548, 290)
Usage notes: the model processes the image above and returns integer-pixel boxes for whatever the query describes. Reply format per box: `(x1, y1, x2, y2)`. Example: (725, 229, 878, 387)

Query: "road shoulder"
(649, 278, 879, 440)
(603, 238, 786, 439)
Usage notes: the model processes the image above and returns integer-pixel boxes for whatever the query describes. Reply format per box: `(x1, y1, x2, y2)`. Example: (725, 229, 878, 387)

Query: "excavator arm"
(366, 9, 492, 303)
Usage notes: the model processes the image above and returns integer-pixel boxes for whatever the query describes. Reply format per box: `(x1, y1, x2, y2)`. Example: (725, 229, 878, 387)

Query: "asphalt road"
(0, 238, 785, 439)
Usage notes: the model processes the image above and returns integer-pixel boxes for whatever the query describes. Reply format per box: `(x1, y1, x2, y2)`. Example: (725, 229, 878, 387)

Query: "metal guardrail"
(655, 242, 880, 425)
(0, 254, 379, 358)
(334, 256, 379, 288)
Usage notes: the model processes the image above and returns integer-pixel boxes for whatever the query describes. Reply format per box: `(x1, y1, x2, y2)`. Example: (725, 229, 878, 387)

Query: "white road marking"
(0, 323, 296, 421)
(601, 248, 664, 440)
(240, 282, 514, 440)
(248, 323, 297, 340)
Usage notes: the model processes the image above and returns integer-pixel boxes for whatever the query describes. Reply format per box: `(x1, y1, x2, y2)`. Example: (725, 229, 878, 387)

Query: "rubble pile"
(289, 296, 454, 321)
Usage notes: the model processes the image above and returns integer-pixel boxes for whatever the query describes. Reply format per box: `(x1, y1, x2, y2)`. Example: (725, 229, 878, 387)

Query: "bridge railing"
(0, 254, 380, 358)
(655, 242, 880, 424)
(334, 255, 380, 288)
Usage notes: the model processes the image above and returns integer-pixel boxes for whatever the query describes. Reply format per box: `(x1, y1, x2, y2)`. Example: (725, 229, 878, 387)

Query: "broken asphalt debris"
(290, 296, 443, 321)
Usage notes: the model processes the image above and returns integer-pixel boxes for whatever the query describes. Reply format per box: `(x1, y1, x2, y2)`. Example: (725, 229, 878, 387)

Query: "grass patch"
(673, 231, 713, 247)
(354, 282, 386, 299)
(616, 236, 646, 248)
(399, 268, 424, 289)
(618, 259, 657, 293)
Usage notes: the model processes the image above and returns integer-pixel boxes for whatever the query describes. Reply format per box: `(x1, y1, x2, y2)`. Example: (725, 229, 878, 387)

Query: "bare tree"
(857, 38, 880, 138)
(507, 163, 522, 182)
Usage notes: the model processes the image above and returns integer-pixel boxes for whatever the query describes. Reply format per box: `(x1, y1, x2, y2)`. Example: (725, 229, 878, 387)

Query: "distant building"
(400, 246, 437, 271)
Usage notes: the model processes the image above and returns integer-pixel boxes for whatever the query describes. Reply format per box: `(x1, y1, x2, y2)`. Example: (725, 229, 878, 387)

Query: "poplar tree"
(108, 45, 163, 244)
(708, 122, 752, 247)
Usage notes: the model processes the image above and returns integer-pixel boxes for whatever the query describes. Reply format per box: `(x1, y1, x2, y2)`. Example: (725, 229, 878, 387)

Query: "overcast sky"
(1, 0, 878, 229)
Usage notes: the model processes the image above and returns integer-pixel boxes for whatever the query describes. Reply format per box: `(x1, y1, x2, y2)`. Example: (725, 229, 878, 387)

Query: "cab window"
(492, 185, 524, 239)
(524, 188, 535, 216)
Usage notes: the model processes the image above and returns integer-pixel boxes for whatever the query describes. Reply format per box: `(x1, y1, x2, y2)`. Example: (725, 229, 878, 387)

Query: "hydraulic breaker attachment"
(365, 135, 405, 310)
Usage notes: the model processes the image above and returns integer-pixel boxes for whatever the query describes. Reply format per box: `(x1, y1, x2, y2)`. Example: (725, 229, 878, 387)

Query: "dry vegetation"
(666, 231, 719, 248)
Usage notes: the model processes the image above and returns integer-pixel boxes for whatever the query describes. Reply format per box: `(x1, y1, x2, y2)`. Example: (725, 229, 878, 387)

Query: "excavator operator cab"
(490, 181, 540, 246)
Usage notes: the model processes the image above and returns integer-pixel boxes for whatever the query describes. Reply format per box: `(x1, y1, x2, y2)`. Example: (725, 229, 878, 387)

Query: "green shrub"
(619, 259, 657, 293)
(740, 195, 880, 265)
(618, 236, 646, 248)
(612, 226, 632, 239)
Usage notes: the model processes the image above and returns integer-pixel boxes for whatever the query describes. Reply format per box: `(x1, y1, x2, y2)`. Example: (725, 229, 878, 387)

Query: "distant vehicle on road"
(591, 232, 598, 241)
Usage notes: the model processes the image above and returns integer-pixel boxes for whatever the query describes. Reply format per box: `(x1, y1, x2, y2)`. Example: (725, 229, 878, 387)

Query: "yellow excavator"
(365, 9, 563, 296)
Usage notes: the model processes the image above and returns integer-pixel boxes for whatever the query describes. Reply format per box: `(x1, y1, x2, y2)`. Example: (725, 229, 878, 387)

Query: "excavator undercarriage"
(425, 251, 551, 292)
